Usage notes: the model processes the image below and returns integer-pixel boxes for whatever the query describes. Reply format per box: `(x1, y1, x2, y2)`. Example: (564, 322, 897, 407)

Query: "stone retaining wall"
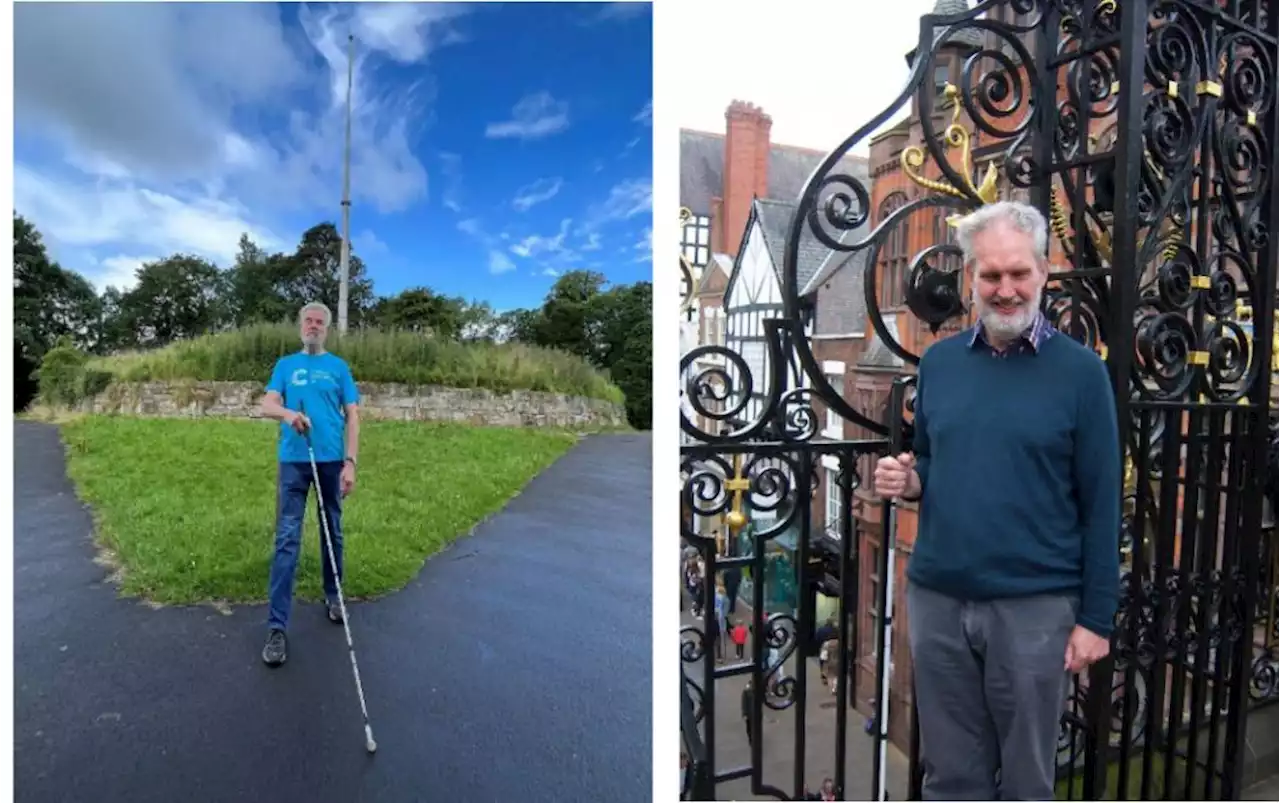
(82, 381, 627, 429)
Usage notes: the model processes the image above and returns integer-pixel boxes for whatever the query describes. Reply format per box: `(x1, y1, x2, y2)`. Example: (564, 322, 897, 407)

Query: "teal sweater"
(906, 328, 1122, 637)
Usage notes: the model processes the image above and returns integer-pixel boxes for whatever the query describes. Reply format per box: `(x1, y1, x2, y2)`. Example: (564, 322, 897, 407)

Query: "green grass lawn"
(59, 415, 577, 606)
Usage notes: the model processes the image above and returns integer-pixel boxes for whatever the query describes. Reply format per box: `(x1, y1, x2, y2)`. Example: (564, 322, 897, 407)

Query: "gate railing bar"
(1227, 0, 1280, 780)
(833, 446, 856, 800)
(1185, 407, 1229, 800)
(700, 529, 718, 798)
(1166, 412, 1210, 794)
(1088, 0, 1149, 796)
(1115, 405, 1155, 799)
(680, 669, 708, 800)
(792, 451, 813, 800)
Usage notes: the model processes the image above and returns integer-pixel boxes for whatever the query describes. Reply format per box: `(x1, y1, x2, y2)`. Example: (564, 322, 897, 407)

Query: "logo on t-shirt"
(290, 368, 308, 387)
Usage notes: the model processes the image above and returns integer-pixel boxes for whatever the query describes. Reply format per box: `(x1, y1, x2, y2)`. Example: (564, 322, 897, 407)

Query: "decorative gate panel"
(679, 1, 1277, 800)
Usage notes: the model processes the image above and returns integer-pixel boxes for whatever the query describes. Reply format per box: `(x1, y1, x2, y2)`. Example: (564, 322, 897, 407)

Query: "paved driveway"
(15, 421, 652, 802)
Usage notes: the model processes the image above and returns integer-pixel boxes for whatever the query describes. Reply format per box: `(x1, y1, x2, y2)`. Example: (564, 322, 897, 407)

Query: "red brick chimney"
(722, 100, 772, 258)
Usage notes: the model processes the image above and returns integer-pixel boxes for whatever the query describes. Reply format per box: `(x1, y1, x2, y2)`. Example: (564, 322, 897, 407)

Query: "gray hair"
(298, 302, 332, 326)
(953, 200, 1049, 269)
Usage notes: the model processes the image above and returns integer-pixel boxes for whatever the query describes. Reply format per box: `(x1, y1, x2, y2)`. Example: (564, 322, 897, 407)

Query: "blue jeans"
(267, 461, 344, 631)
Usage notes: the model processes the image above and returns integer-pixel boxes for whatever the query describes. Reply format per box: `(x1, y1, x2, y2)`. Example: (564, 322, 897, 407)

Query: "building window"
(863, 536, 882, 663)
(878, 192, 909, 308)
(702, 307, 724, 348)
(934, 62, 950, 98)
(826, 373, 844, 435)
(682, 214, 711, 268)
(825, 469, 842, 538)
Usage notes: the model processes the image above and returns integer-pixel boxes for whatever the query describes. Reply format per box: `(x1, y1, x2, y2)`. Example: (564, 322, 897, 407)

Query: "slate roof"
(808, 250, 870, 337)
(681, 121, 871, 316)
(906, 0, 983, 66)
(858, 316, 909, 369)
(679, 130, 870, 216)
(753, 197, 832, 295)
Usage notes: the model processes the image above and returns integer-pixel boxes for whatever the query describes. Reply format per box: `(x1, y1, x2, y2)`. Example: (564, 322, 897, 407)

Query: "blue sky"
(14, 1, 653, 313)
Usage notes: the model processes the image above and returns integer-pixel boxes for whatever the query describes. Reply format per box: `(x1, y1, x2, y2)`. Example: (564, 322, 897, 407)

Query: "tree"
(97, 286, 134, 353)
(14, 213, 103, 357)
(116, 255, 228, 347)
(225, 234, 293, 327)
(589, 281, 652, 429)
(531, 270, 609, 360)
(458, 300, 502, 342)
(516, 272, 653, 429)
(590, 281, 652, 369)
(286, 223, 376, 326)
(370, 287, 467, 337)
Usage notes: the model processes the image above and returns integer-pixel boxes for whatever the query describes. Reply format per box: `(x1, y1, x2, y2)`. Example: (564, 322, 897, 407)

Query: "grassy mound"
(88, 323, 624, 404)
(61, 415, 577, 605)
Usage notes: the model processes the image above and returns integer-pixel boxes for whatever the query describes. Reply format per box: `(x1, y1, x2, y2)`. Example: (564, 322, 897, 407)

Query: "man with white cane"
(875, 201, 1120, 800)
(258, 302, 361, 667)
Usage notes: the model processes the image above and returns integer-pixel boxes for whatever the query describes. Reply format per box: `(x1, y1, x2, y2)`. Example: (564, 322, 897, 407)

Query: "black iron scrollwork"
(681, 1, 1277, 799)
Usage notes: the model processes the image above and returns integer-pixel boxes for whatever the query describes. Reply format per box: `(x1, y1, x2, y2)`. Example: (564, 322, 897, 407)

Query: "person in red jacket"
(730, 620, 748, 660)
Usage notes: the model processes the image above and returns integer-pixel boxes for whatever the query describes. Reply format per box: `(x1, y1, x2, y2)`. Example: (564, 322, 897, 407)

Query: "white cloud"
(633, 226, 652, 262)
(439, 151, 464, 212)
(485, 91, 570, 140)
(13, 2, 472, 283)
(354, 229, 388, 255)
(14, 163, 282, 289)
(489, 250, 516, 274)
(347, 3, 470, 64)
(512, 177, 564, 212)
(510, 218, 573, 260)
(542, 267, 561, 278)
(633, 100, 652, 126)
(63, 150, 131, 180)
(458, 216, 526, 276)
(670, 0, 937, 155)
(95, 255, 160, 292)
(584, 2, 650, 24)
(589, 177, 651, 225)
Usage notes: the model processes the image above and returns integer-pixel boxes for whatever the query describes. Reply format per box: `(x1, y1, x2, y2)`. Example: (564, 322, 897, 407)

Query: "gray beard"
(973, 288, 1041, 343)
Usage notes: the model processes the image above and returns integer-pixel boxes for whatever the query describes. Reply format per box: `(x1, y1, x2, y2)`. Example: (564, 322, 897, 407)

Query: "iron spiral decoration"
(680, 1, 1277, 799)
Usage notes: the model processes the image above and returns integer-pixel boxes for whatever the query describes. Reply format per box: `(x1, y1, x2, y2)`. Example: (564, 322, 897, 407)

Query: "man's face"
(301, 310, 328, 346)
(968, 221, 1047, 342)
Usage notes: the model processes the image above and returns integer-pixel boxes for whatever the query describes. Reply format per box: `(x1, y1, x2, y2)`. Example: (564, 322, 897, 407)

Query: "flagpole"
(338, 32, 354, 334)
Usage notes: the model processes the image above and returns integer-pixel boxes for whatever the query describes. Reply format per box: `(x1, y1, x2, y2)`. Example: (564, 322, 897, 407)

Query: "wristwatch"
(344, 456, 357, 466)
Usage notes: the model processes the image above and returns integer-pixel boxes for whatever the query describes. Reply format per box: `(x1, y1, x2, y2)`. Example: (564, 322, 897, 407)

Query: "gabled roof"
(696, 254, 732, 298)
(754, 198, 832, 295)
(724, 197, 857, 309)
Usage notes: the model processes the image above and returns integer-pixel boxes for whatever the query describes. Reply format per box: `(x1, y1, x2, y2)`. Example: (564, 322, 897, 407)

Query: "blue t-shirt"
(265, 351, 360, 464)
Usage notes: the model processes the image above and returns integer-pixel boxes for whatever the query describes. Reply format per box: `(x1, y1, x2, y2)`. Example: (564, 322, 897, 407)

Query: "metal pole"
(338, 33, 353, 335)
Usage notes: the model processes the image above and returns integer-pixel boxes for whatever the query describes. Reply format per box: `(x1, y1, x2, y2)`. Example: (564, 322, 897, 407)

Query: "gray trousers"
(906, 580, 1077, 801)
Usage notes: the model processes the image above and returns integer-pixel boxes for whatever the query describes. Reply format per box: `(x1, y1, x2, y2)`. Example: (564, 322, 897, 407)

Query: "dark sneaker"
(262, 629, 287, 666)
(325, 600, 344, 624)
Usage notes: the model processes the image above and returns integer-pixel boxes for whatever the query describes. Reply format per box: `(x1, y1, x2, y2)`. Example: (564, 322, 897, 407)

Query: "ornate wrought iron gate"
(679, 1, 1277, 799)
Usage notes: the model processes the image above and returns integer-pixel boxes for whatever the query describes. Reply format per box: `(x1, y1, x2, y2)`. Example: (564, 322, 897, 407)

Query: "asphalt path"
(15, 421, 653, 802)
